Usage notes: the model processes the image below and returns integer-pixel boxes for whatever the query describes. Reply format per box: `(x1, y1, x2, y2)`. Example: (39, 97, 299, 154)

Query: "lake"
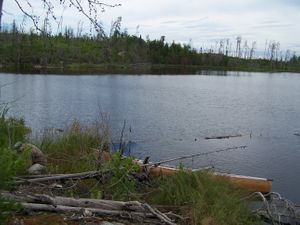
(0, 71, 299, 203)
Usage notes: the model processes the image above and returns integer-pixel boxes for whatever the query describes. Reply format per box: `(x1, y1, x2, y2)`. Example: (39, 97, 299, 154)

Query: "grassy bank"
(0, 115, 262, 225)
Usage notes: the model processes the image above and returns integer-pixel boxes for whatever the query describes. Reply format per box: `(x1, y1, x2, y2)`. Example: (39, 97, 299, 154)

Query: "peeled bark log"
(2, 192, 145, 212)
(14, 170, 108, 184)
(2, 192, 178, 224)
(21, 202, 153, 218)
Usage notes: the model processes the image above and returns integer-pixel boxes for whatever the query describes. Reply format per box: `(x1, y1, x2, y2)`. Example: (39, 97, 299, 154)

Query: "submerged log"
(204, 134, 242, 140)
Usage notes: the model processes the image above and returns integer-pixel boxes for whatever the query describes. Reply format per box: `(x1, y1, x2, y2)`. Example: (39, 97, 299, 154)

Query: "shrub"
(102, 152, 140, 200)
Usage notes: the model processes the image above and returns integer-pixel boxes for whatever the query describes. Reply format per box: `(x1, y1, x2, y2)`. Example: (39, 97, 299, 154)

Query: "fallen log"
(1, 192, 145, 212)
(2, 192, 178, 225)
(14, 170, 109, 185)
(15, 174, 65, 179)
(21, 203, 154, 219)
(205, 134, 242, 140)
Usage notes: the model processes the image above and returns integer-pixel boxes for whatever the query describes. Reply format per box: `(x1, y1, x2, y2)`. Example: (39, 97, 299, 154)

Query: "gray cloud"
(2, 0, 300, 53)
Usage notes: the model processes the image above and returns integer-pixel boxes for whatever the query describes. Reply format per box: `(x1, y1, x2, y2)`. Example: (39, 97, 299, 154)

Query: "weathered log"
(204, 134, 242, 140)
(2, 192, 145, 212)
(2, 192, 179, 224)
(14, 170, 109, 185)
(21, 202, 154, 219)
(144, 203, 177, 225)
(15, 174, 65, 179)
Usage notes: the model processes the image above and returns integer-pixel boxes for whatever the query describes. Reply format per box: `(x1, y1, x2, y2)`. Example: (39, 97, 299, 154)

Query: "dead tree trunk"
(0, 0, 4, 31)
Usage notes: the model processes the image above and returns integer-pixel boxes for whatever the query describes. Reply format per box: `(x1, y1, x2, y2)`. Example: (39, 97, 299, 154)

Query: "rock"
(83, 208, 93, 217)
(10, 218, 24, 225)
(100, 222, 125, 225)
(28, 163, 46, 175)
(100, 222, 114, 225)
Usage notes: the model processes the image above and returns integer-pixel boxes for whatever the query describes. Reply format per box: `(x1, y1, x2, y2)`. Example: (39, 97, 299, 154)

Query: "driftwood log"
(2, 192, 145, 211)
(2, 192, 178, 225)
(14, 170, 109, 185)
(204, 134, 242, 140)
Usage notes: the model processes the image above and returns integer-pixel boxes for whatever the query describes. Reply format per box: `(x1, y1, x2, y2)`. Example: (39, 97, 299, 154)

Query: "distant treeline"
(0, 21, 300, 74)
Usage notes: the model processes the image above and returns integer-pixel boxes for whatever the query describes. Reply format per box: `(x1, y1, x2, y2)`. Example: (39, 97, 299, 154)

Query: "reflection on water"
(0, 72, 300, 203)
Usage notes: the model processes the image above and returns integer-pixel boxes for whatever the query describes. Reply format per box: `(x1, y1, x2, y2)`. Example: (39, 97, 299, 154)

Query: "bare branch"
(11, 0, 121, 34)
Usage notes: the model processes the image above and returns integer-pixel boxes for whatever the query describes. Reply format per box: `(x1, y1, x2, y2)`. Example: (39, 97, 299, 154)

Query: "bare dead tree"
(243, 40, 249, 59)
(275, 41, 280, 61)
(249, 41, 256, 59)
(76, 20, 83, 37)
(236, 36, 242, 58)
(0, 0, 4, 31)
(218, 39, 224, 54)
(0, 0, 120, 34)
(264, 40, 268, 59)
(225, 39, 230, 56)
(269, 41, 278, 62)
(109, 16, 122, 37)
(285, 49, 291, 62)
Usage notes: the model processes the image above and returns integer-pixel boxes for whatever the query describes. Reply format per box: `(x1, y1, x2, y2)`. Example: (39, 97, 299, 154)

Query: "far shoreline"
(1, 63, 300, 75)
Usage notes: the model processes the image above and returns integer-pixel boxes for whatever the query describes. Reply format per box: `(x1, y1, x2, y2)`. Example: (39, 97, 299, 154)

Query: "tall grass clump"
(0, 109, 30, 223)
(147, 170, 262, 225)
(40, 119, 111, 173)
(0, 114, 29, 149)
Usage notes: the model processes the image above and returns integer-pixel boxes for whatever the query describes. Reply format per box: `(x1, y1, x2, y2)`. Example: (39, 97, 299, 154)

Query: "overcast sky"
(3, 0, 300, 55)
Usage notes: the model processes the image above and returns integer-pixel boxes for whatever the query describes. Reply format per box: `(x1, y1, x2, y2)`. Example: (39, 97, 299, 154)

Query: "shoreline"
(1, 63, 300, 75)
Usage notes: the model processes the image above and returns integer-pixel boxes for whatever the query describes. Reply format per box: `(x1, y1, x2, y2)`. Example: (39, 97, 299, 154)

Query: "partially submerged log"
(205, 134, 242, 140)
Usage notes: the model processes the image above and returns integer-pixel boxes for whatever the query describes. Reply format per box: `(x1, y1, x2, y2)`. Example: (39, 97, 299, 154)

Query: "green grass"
(147, 170, 261, 225)
(39, 119, 110, 173)
(0, 110, 30, 223)
(0, 116, 262, 225)
(0, 115, 29, 149)
(35, 120, 261, 224)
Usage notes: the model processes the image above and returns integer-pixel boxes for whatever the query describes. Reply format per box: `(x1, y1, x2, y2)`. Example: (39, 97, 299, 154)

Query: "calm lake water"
(1, 72, 300, 203)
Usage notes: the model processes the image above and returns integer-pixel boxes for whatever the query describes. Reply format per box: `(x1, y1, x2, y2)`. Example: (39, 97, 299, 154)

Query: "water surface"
(1, 72, 299, 203)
